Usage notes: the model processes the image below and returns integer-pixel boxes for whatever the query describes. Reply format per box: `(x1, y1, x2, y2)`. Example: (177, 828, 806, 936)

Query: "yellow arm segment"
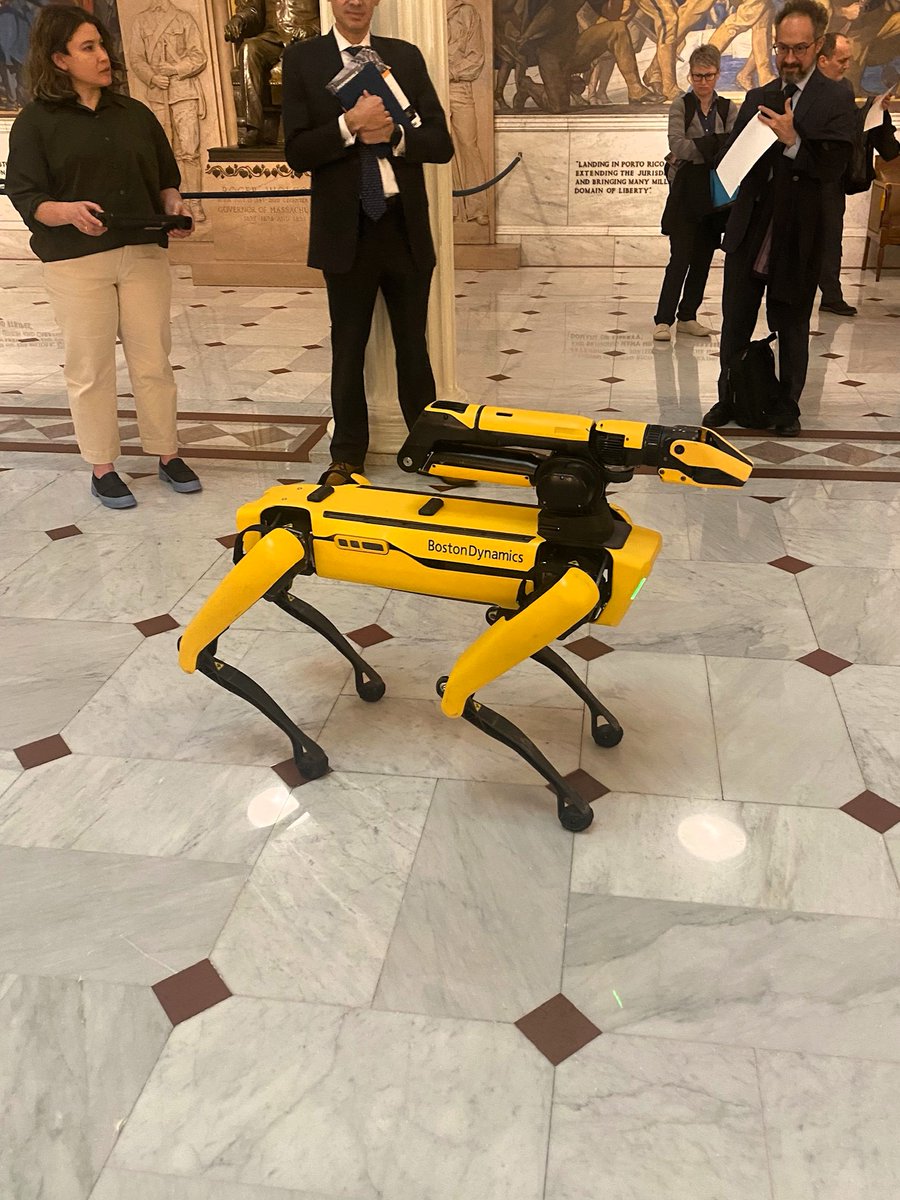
(178, 527, 306, 672)
(440, 567, 601, 718)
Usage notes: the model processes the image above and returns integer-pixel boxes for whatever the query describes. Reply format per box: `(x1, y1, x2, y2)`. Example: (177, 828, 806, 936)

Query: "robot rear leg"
(436, 677, 594, 832)
(486, 606, 623, 748)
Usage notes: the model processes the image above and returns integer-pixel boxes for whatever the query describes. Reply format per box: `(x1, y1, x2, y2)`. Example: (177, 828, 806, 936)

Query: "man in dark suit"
(281, 0, 454, 484)
(816, 32, 899, 316)
(703, 0, 857, 436)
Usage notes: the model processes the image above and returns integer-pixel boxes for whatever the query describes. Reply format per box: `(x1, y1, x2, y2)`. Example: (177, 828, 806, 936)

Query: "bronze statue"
(224, 0, 319, 147)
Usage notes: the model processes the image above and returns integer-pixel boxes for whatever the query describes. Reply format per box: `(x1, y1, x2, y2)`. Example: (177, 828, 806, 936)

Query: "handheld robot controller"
(178, 404, 751, 832)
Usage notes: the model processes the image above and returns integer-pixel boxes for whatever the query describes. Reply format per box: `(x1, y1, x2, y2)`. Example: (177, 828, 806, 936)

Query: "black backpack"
(723, 334, 779, 428)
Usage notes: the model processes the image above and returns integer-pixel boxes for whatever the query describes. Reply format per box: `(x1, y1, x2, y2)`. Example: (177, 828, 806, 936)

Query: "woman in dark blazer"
(654, 45, 736, 342)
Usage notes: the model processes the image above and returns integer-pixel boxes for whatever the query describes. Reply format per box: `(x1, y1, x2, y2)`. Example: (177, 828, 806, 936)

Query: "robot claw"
(179, 403, 752, 832)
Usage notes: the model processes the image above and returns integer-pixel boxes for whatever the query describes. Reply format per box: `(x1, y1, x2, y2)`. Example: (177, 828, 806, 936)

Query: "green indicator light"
(612, 989, 623, 1009)
(630, 577, 646, 601)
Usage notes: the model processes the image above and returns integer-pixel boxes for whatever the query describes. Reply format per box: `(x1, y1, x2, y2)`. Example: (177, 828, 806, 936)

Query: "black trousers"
(817, 182, 847, 305)
(324, 201, 435, 467)
(654, 217, 721, 327)
(718, 242, 813, 422)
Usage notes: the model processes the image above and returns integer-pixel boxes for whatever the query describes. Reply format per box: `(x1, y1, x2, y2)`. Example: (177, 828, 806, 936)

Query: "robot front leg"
(195, 639, 329, 780)
(486, 607, 624, 748)
(440, 568, 603, 832)
(178, 527, 339, 780)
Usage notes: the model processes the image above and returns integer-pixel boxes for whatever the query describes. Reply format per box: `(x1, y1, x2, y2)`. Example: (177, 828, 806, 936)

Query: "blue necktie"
(347, 46, 387, 221)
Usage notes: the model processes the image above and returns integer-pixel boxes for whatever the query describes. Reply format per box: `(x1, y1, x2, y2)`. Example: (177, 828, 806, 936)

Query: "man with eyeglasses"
(703, 0, 856, 437)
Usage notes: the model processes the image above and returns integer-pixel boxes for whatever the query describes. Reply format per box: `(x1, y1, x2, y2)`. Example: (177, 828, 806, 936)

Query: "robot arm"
(399, 403, 752, 490)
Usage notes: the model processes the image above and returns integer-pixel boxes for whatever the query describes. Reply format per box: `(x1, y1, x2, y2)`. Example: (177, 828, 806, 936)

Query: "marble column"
(319, 0, 463, 457)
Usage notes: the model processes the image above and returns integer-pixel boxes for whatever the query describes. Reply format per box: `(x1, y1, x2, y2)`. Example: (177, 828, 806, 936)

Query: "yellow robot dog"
(179, 404, 751, 832)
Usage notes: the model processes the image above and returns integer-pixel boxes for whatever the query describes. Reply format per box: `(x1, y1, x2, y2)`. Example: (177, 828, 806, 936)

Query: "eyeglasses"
(690, 71, 718, 81)
(773, 41, 814, 55)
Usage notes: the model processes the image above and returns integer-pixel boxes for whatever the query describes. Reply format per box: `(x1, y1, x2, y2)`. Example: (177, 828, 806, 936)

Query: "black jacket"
(721, 70, 857, 305)
(281, 31, 454, 273)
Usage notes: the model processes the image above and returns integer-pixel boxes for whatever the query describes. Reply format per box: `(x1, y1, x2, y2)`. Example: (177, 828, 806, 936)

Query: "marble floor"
(1, 259, 899, 1200)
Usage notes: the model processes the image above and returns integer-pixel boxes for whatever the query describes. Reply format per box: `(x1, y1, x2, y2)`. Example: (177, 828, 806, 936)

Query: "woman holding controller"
(5, 5, 200, 508)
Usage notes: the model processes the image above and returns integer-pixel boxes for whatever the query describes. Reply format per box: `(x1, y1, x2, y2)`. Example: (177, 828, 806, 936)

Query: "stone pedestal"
(188, 148, 321, 286)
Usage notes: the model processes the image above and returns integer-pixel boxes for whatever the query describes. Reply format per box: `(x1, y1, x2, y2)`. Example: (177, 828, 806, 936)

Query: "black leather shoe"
(318, 461, 364, 486)
(819, 300, 857, 316)
(773, 419, 801, 437)
(91, 470, 136, 509)
(159, 457, 202, 493)
(702, 402, 735, 428)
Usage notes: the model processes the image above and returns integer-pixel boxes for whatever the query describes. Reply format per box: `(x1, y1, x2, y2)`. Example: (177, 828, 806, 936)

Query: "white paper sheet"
(716, 115, 778, 199)
(864, 92, 892, 133)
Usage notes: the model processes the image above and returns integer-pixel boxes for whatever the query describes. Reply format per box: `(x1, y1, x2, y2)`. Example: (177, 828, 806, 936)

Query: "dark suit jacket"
(281, 31, 454, 273)
(721, 71, 857, 305)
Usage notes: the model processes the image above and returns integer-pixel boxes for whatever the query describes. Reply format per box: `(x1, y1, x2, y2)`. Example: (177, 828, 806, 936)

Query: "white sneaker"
(652, 323, 672, 341)
(677, 319, 715, 337)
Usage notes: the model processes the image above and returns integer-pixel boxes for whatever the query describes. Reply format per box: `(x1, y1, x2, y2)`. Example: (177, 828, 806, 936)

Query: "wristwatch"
(389, 124, 403, 149)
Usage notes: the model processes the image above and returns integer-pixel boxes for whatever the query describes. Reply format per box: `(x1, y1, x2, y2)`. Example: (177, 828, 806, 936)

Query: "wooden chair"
(862, 156, 900, 281)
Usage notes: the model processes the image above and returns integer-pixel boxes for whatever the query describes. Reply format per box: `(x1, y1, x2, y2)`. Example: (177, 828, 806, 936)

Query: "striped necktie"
(347, 46, 388, 221)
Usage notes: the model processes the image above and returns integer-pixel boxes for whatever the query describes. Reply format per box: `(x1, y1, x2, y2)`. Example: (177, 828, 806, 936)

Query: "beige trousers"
(43, 244, 179, 465)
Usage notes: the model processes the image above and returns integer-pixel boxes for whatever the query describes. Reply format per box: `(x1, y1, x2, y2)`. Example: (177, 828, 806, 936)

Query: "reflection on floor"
(1, 263, 899, 1200)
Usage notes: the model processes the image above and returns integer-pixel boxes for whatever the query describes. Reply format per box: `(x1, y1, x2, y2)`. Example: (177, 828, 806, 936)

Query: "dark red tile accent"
(303, 344, 322, 350)
(46, 524, 82, 540)
(135, 613, 180, 638)
(515, 994, 601, 1065)
(607, 329, 626, 335)
(205, 341, 226, 348)
(188, 304, 207, 309)
(862, 412, 890, 418)
(769, 555, 813, 574)
(269, 368, 291, 375)
(271, 305, 288, 310)
(841, 791, 900, 833)
(603, 350, 624, 357)
(548, 769, 610, 803)
(522, 309, 540, 315)
(609, 310, 625, 315)
(272, 757, 323, 787)
(152, 959, 231, 1025)
(839, 380, 866, 388)
(809, 330, 825, 336)
(564, 636, 614, 661)
(347, 623, 393, 649)
(172, 365, 185, 371)
(512, 327, 532, 333)
(600, 376, 624, 385)
(240, 322, 258, 327)
(217, 533, 238, 549)
(277, 477, 303, 485)
(820, 352, 843, 359)
(797, 649, 852, 676)
(752, 496, 785, 504)
(15, 734, 71, 770)
(501, 348, 523, 355)
(487, 374, 510, 382)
